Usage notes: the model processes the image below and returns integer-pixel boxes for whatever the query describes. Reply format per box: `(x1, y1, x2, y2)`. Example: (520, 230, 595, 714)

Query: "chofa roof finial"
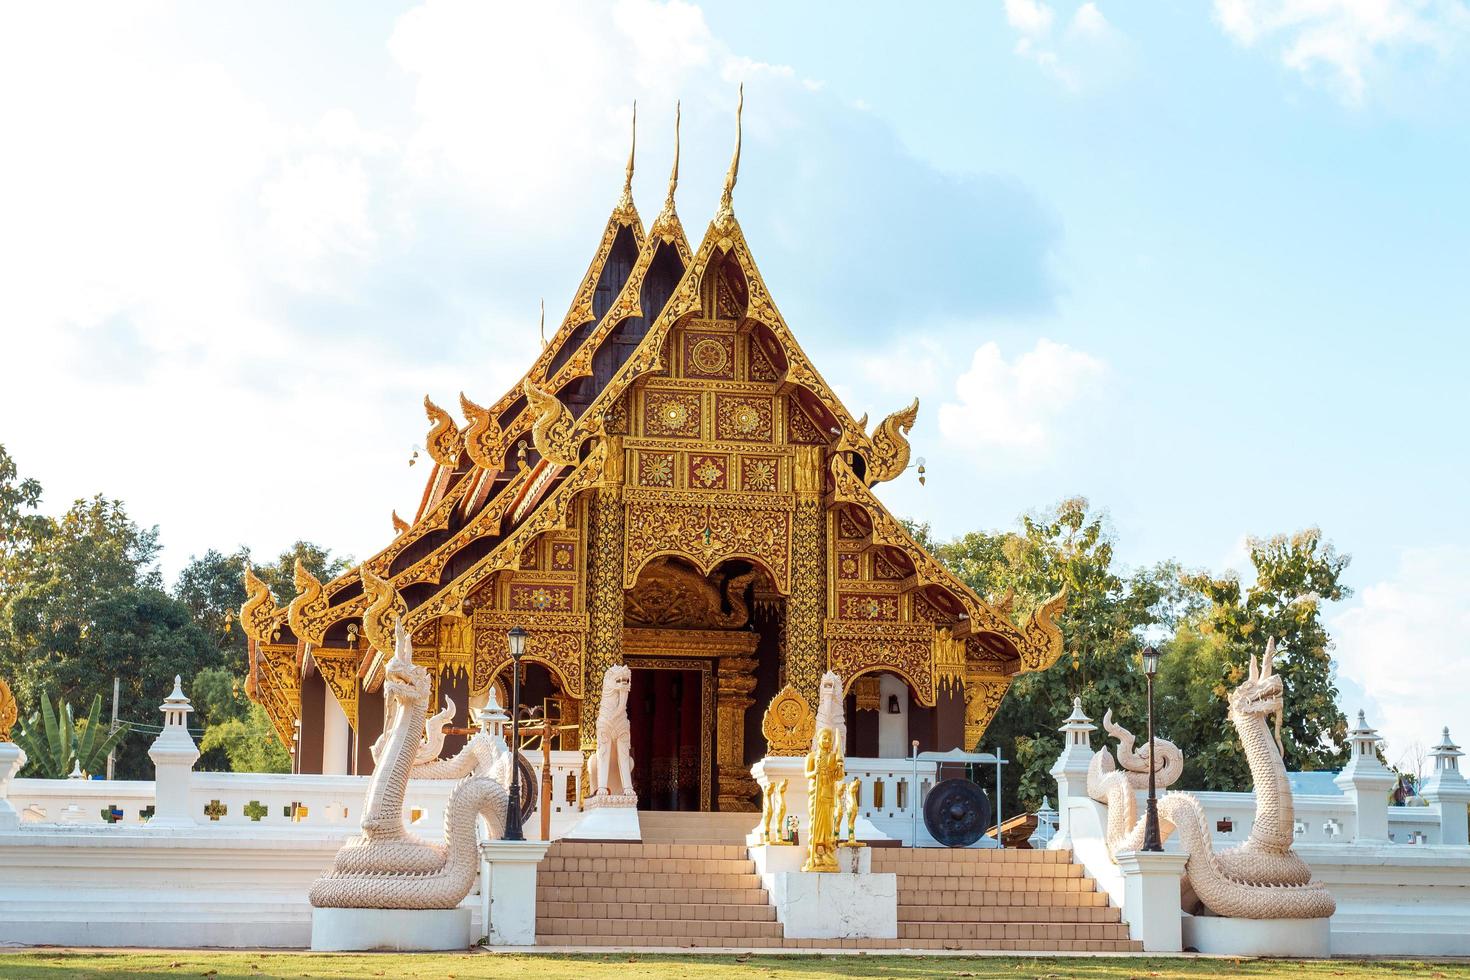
(718, 84, 743, 217)
(665, 100, 681, 210)
(618, 100, 636, 212)
(538, 298, 546, 347)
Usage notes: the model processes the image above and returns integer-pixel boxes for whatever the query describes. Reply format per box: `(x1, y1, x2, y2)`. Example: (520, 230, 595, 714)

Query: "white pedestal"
(310, 907, 471, 951)
(766, 870, 896, 939)
(478, 838, 552, 946)
(1182, 914, 1331, 957)
(1116, 850, 1188, 952)
(751, 757, 808, 840)
(751, 842, 871, 875)
(565, 801, 641, 842)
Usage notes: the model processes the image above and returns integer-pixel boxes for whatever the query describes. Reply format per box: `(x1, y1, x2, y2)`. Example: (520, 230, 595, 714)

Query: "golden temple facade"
(240, 99, 1066, 811)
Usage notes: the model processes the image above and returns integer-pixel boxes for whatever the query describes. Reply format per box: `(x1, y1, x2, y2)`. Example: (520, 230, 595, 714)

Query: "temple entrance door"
(625, 660, 714, 811)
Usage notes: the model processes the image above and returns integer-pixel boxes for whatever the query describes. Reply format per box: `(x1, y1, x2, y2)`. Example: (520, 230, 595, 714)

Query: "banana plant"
(13, 693, 128, 779)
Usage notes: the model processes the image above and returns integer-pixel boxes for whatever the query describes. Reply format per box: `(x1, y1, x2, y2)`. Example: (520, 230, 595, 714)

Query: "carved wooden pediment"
(623, 558, 755, 629)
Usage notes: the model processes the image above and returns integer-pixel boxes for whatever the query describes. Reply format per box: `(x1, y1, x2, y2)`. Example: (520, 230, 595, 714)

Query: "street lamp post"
(504, 626, 528, 842)
(1141, 644, 1163, 852)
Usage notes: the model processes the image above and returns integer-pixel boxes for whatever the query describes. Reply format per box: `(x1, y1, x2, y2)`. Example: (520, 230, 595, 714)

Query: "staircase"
(536, 826, 1139, 950)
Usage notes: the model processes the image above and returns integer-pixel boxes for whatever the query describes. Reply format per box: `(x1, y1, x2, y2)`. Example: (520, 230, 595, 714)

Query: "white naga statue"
(812, 670, 846, 755)
(309, 620, 514, 910)
(590, 664, 635, 802)
(1088, 639, 1335, 920)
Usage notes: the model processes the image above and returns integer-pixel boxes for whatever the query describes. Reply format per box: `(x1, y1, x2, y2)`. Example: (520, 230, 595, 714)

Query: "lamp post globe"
(504, 626, 529, 841)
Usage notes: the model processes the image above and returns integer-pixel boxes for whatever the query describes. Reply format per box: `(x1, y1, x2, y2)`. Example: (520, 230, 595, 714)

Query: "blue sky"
(1, 0, 1466, 765)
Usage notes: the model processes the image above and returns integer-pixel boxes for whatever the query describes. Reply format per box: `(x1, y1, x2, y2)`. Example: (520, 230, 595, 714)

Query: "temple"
(239, 98, 1067, 809)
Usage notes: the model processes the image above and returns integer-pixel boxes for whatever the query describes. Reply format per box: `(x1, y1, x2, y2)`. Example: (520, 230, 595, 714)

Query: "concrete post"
(1115, 850, 1188, 952)
(147, 675, 199, 829)
(1049, 697, 1096, 848)
(1423, 727, 1470, 846)
(0, 741, 25, 831)
(478, 839, 552, 945)
(1334, 709, 1395, 843)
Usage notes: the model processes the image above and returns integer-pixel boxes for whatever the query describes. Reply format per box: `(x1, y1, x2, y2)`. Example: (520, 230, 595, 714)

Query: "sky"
(2, 0, 1467, 771)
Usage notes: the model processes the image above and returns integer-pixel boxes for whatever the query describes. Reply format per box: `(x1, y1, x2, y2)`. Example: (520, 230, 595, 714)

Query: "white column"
(1334, 709, 1395, 843)
(1049, 697, 1097, 849)
(147, 675, 200, 829)
(478, 839, 552, 945)
(321, 687, 351, 776)
(1423, 726, 1470, 846)
(1116, 851, 1188, 952)
(0, 741, 25, 831)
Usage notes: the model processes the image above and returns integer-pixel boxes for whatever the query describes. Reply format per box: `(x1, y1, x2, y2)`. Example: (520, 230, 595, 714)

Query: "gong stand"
(915, 747, 1009, 849)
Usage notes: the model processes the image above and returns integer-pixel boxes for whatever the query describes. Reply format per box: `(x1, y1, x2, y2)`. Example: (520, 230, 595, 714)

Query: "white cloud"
(1006, 0, 1056, 36)
(1003, 0, 1123, 89)
(1070, 2, 1111, 38)
(937, 338, 1107, 453)
(1212, 0, 1470, 104)
(1331, 546, 1470, 770)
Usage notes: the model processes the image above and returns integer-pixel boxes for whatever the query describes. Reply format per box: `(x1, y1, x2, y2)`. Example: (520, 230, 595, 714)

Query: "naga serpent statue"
(309, 620, 513, 910)
(1088, 639, 1335, 920)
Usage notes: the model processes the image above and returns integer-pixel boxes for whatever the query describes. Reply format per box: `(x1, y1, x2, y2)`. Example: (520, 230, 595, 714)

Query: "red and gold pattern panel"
(520, 541, 539, 571)
(837, 592, 901, 622)
(509, 582, 576, 613)
(644, 390, 702, 438)
(550, 541, 577, 572)
(837, 509, 868, 540)
(623, 500, 792, 593)
(835, 550, 862, 580)
(687, 453, 729, 490)
(636, 451, 677, 488)
(748, 338, 781, 382)
(787, 396, 826, 444)
(739, 455, 780, 493)
(826, 622, 937, 707)
(714, 394, 774, 442)
(874, 551, 907, 580)
(683, 332, 736, 380)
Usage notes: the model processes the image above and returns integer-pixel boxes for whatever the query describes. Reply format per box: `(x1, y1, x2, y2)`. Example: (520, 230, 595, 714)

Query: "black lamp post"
(504, 625, 528, 841)
(1141, 644, 1163, 852)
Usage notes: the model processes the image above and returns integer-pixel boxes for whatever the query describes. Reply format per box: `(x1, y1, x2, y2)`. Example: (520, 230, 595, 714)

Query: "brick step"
(549, 843, 750, 860)
(537, 935, 1141, 952)
(538, 885, 770, 906)
(537, 901, 776, 923)
(544, 856, 756, 875)
(898, 904, 1122, 924)
(536, 917, 784, 941)
(539, 870, 761, 890)
(875, 862, 1086, 880)
(893, 878, 1100, 895)
(899, 921, 1133, 942)
(899, 890, 1111, 909)
(873, 850, 1069, 866)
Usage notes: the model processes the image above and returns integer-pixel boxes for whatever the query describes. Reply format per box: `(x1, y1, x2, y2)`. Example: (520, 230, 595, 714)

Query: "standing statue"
(802, 728, 843, 872)
(842, 778, 862, 846)
(1087, 639, 1335, 919)
(760, 777, 790, 844)
(591, 665, 635, 801)
(310, 620, 513, 910)
(772, 778, 789, 843)
(812, 670, 846, 755)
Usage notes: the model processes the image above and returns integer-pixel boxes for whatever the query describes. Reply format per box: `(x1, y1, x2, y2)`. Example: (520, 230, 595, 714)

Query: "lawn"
(0, 952, 1466, 980)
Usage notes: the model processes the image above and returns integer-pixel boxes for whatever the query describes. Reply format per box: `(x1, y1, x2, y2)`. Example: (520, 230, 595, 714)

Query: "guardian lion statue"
(591, 664, 635, 800)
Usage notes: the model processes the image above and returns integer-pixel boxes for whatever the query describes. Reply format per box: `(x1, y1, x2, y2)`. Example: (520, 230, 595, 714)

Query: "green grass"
(0, 952, 1466, 980)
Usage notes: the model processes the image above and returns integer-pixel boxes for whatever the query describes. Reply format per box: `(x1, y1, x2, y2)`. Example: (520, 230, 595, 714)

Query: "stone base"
(1182, 914, 1331, 957)
(751, 842, 870, 875)
(310, 906, 472, 952)
(566, 803, 641, 842)
(767, 870, 897, 939)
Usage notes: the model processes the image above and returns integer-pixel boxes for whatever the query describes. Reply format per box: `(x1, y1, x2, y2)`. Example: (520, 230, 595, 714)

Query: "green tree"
(0, 444, 48, 593)
(930, 498, 1179, 815)
(1164, 528, 1351, 789)
(174, 549, 251, 673)
(13, 692, 129, 778)
(198, 703, 290, 774)
(254, 541, 352, 605)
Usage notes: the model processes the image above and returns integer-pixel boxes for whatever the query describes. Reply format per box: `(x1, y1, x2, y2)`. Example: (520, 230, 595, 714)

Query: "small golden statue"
(838, 778, 864, 847)
(773, 779, 790, 844)
(759, 778, 791, 845)
(802, 728, 843, 872)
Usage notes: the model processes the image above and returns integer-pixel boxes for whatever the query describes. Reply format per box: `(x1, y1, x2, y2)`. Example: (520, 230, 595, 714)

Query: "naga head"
(1230, 637, 1285, 755)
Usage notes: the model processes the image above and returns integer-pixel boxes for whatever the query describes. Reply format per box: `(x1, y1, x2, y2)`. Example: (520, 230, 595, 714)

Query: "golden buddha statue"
(802, 728, 843, 872)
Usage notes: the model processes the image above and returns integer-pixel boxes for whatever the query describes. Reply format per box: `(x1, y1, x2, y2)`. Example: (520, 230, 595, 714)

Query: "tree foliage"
(13, 692, 129, 779)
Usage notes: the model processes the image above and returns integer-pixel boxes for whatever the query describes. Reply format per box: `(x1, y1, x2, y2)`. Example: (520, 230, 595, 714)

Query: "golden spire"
(539, 298, 546, 347)
(665, 100, 681, 211)
(618, 100, 636, 212)
(718, 84, 743, 219)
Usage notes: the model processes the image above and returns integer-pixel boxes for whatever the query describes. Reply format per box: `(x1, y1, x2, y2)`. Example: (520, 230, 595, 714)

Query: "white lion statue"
(592, 664, 635, 800)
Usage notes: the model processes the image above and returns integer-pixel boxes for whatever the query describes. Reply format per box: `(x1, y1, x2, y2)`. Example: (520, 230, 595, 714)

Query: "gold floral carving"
(361, 569, 406, 654)
(762, 684, 815, 756)
(0, 679, 16, 741)
(852, 675, 880, 713)
(934, 627, 966, 694)
(313, 651, 360, 730)
(523, 380, 580, 467)
(827, 620, 936, 707)
(643, 390, 701, 437)
(1017, 587, 1068, 672)
(714, 394, 773, 442)
(240, 565, 281, 645)
(471, 608, 586, 701)
(624, 560, 755, 629)
(864, 398, 918, 485)
(784, 497, 825, 705)
(391, 510, 409, 536)
(582, 484, 624, 748)
(622, 501, 790, 594)
(963, 673, 1012, 749)
(286, 560, 331, 647)
(459, 392, 506, 474)
(423, 395, 462, 467)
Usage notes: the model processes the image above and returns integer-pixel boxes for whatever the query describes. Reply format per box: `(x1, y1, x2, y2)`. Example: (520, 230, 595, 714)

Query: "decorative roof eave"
(826, 452, 1066, 673)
